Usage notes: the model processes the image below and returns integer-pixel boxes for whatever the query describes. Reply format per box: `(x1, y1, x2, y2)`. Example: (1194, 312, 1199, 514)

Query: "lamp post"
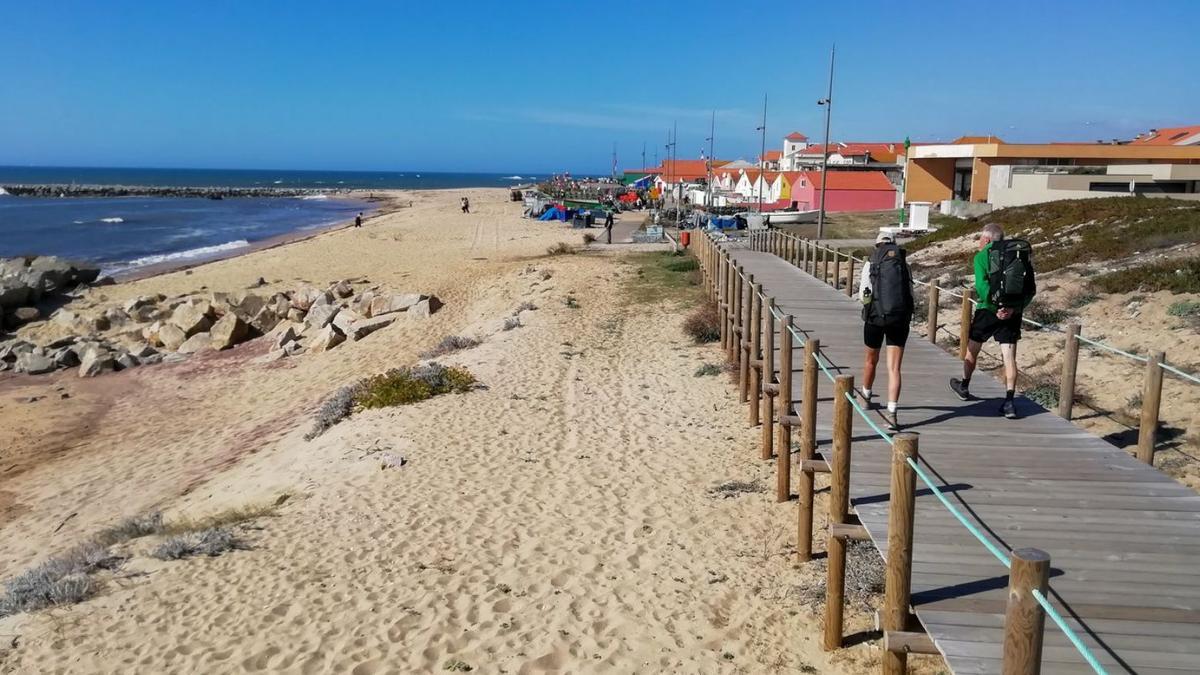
(756, 93, 767, 217)
(816, 44, 835, 240)
(706, 110, 715, 211)
(898, 136, 910, 225)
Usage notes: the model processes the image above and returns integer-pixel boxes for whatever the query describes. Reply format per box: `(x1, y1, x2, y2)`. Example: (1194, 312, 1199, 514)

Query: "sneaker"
(856, 388, 875, 410)
(1001, 399, 1017, 419)
(882, 410, 899, 432)
(949, 378, 970, 401)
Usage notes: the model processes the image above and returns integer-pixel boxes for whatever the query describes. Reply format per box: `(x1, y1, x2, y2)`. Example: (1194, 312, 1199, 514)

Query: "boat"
(735, 209, 818, 229)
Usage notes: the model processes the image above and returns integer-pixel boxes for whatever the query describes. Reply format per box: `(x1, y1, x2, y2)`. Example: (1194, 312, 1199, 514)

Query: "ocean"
(0, 166, 539, 276)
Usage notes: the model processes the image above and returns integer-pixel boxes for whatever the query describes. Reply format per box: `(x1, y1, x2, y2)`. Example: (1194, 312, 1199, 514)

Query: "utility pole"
(611, 141, 617, 182)
(756, 93, 767, 216)
(705, 110, 715, 210)
(641, 142, 646, 171)
(816, 44, 836, 239)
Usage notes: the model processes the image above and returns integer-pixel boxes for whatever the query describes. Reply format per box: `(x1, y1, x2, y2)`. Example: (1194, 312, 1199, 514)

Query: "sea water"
(0, 166, 539, 275)
(0, 194, 369, 276)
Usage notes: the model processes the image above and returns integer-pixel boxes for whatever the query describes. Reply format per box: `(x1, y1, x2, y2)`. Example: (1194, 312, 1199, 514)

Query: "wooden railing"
(695, 229, 1110, 675)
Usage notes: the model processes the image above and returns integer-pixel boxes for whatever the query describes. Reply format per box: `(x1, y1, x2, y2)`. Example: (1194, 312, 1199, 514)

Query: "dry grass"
(163, 500, 283, 536)
(682, 301, 721, 343)
(545, 242, 576, 256)
(153, 528, 242, 560)
(419, 334, 482, 359)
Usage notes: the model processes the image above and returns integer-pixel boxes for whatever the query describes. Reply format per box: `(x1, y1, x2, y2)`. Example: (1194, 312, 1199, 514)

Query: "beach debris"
(379, 452, 407, 469)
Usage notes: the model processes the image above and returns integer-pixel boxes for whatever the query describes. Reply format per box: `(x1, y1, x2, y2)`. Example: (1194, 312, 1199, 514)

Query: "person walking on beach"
(461, 197, 470, 214)
(604, 209, 614, 244)
(949, 223, 1037, 419)
(858, 232, 914, 431)
(354, 212, 363, 228)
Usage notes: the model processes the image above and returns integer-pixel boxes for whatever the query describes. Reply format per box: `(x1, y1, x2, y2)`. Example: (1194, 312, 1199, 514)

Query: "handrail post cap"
(1011, 547, 1051, 564)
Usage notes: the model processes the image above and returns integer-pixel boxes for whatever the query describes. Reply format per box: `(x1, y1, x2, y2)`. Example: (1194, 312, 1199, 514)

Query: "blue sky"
(1, 0, 1197, 174)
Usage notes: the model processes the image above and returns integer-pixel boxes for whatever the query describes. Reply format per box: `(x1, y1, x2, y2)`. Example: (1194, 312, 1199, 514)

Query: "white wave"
(73, 220, 84, 224)
(300, 194, 328, 200)
(503, 175, 523, 180)
(273, 180, 282, 184)
(100, 217, 125, 223)
(0, 187, 8, 196)
(110, 239, 251, 273)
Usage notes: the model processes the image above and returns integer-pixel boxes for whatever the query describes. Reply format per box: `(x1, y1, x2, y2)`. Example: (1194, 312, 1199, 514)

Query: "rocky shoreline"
(2, 184, 350, 199)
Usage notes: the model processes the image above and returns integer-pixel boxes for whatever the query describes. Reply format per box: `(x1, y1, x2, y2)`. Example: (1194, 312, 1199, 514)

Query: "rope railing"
(763, 231, 1198, 386)
(708, 230, 1113, 674)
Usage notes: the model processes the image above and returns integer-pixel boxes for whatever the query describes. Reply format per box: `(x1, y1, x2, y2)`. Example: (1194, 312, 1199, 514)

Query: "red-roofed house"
(1127, 125, 1200, 146)
(760, 150, 783, 171)
(790, 171, 897, 212)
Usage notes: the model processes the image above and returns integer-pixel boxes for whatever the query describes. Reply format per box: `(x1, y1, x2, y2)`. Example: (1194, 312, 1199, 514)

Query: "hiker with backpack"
(858, 232, 915, 431)
(950, 223, 1037, 419)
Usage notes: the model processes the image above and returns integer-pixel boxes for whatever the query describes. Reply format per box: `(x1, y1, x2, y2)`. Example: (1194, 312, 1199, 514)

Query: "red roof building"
(1126, 124, 1200, 146)
(785, 132, 809, 142)
(788, 170, 897, 212)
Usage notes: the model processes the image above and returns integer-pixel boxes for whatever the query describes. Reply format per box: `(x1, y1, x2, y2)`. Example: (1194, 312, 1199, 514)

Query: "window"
(1169, 131, 1189, 141)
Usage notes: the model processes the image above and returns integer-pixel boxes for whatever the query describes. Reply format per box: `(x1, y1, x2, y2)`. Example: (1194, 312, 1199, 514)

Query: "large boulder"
(15, 352, 56, 375)
(78, 347, 116, 377)
(24, 256, 100, 299)
(249, 306, 281, 334)
(158, 323, 188, 351)
(307, 325, 345, 353)
(330, 309, 362, 336)
(176, 332, 212, 354)
(290, 287, 328, 312)
(348, 315, 395, 341)
(170, 302, 213, 337)
(408, 296, 443, 318)
(52, 310, 110, 333)
(351, 290, 377, 317)
(369, 293, 425, 317)
(0, 278, 31, 310)
(209, 313, 249, 350)
(330, 280, 354, 299)
(305, 302, 340, 329)
(231, 291, 267, 319)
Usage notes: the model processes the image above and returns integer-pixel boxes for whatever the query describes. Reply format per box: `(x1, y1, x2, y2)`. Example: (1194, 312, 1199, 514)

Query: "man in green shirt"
(950, 223, 1030, 419)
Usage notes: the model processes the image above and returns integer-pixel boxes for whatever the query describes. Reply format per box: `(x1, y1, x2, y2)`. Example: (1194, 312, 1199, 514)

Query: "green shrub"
(1066, 291, 1100, 309)
(1025, 383, 1060, 410)
(1024, 302, 1071, 328)
(356, 363, 477, 409)
(1167, 300, 1200, 318)
(663, 257, 700, 273)
(694, 363, 722, 377)
(1092, 257, 1200, 294)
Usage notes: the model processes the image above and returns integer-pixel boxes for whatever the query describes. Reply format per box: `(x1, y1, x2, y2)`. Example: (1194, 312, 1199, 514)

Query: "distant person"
(354, 212, 363, 228)
(950, 223, 1037, 419)
(604, 210, 614, 244)
(858, 232, 914, 431)
(461, 197, 470, 214)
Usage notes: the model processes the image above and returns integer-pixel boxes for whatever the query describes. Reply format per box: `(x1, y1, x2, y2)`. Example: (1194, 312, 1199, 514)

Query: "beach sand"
(0, 190, 905, 673)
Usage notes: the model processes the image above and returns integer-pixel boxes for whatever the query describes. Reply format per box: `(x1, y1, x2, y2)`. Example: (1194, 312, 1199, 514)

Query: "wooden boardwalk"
(723, 244, 1200, 674)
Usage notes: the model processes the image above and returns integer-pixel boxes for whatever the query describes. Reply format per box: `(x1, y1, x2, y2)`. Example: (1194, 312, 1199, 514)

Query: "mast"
(756, 93, 767, 215)
(706, 109, 715, 210)
(816, 44, 836, 239)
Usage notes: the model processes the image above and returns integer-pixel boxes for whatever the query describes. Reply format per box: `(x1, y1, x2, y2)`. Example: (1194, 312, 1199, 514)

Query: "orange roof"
(791, 142, 906, 163)
(1127, 124, 1200, 146)
(801, 170, 894, 191)
(785, 132, 809, 141)
(760, 150, 782, 162)
(952, 135, 1005, 144)
(781, 171, 807, 186)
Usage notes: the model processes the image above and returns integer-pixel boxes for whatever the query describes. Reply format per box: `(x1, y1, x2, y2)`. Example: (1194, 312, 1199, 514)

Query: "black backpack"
(863, 243, 914, 326)
(986, 239, 1037, 309)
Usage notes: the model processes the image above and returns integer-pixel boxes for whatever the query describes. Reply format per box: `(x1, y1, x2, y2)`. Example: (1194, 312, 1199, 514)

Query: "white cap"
(876, 231, 894, 244)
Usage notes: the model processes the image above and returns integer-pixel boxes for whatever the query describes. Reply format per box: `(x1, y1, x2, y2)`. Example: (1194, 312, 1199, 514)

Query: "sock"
(887, 401, 897, 413)
(1005, 389, 1015, 401)
(961, 377, 971, 388)
(862, 388, 871, 399)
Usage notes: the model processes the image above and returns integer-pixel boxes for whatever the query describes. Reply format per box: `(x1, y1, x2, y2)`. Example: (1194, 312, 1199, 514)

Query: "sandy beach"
(0, 189, 909, 674)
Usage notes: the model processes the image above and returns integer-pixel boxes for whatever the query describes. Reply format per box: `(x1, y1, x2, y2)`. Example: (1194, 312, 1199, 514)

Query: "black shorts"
(864, 321, 910, 349)
(969, 308, 1022, 344)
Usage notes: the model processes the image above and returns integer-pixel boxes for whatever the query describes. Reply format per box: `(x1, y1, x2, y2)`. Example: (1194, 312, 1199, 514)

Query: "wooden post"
(1057, 324, 1081, 420)
(1002, 548, 1051, 675)
(958, 287, 974, 359)
(797, 337, 820, 562)
(845, 256, 855, 297)
(1137, 350, 1166, 465)
(833, 250, 842, 290)
(793, 236, 801, 268)
(729, 262, 740, 362)
(739, 273, 753, 403)
(881, 433, 919, 675)
(718, 256, 728, 349)
(750, 284, 763, 426)
(801, 238, 809, 272)
(820, 246, 828, 284)
(926, 284, 940, 344)
(777, 313, 793, 502)
(824, 374, 855, 651)
(763, 298, 776, 461)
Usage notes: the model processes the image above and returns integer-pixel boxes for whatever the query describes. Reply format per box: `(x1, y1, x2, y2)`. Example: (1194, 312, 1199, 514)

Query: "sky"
(1, 0, 1197, 174)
